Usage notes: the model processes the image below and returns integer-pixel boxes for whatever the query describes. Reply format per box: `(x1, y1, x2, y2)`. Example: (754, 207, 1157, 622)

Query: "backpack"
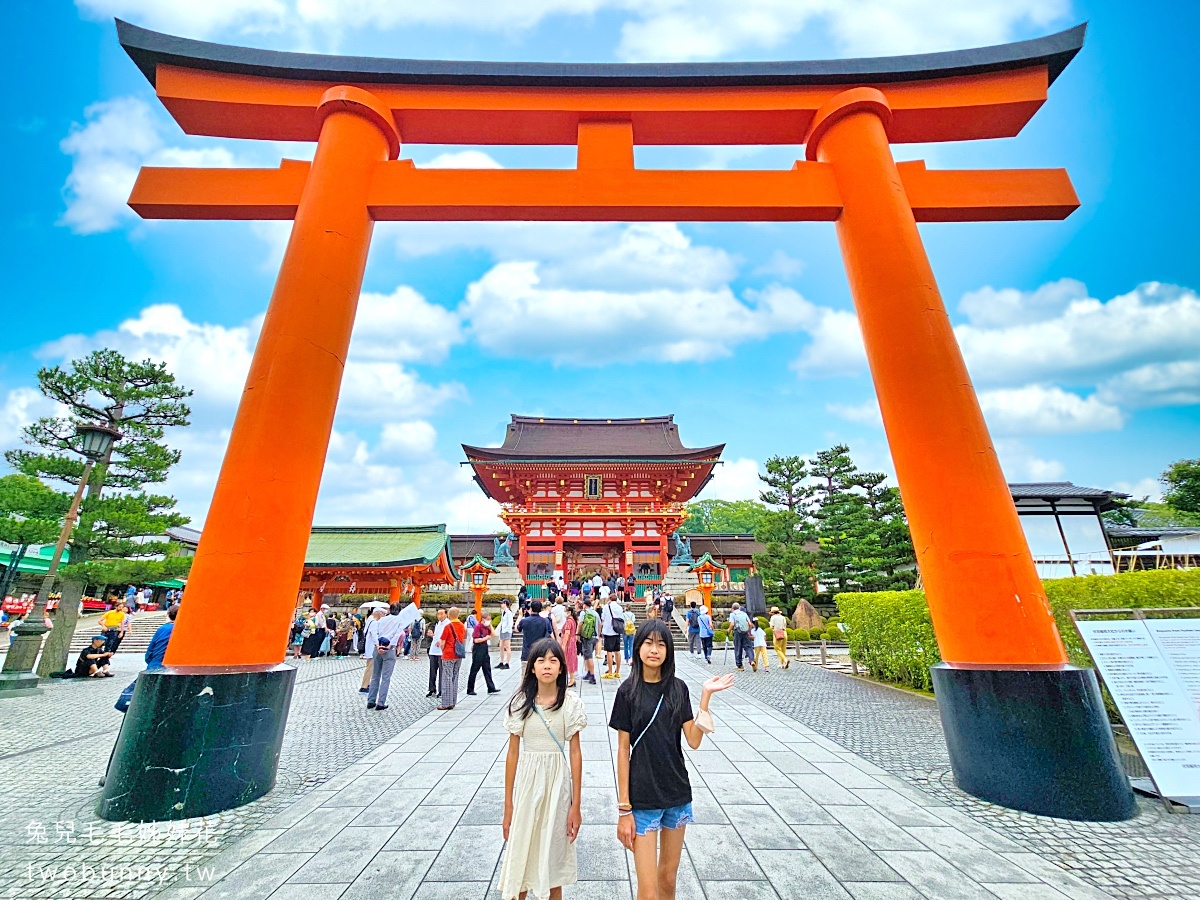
(687, 609, 699, 629)
(579, 610, 597, 640)
(625, 616, 636, 635)
(732, 613, 749, 634)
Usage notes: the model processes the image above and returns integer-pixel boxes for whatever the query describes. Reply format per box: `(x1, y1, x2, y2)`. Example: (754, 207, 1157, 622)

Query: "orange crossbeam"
(155, 65, 1049, 146)
(128, 159, 1078, 222)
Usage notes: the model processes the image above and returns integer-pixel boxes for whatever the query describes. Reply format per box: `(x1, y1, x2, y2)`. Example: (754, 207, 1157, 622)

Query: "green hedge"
(835, 569, 1200, 690)
(837, 590, 940, 691)
(1045, 569, 1200, 667)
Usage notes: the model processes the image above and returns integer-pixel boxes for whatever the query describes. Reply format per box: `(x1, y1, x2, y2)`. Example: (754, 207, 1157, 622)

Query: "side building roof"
(305, 525, 455, 571)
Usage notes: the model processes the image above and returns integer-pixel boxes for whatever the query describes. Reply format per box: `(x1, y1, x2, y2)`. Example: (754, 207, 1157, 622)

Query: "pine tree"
(857, 472, 917, 590)
(753, 455, 818, 607)
(5, 350, 193, 565)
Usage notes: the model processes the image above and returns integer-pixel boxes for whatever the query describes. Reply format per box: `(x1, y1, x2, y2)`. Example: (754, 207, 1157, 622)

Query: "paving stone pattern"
(0, 652, 443, 899)
(681, 651, 1200, 899)
(161, 660, 1128, 900)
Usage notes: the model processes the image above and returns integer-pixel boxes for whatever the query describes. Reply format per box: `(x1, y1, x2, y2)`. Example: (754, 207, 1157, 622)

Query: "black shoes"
(367, 701, 377, 709)
(466, 691, 477, 696)
(488, 688, 501, 694)
(358, 687, 369, 693)
(426, 691, 436, 697)
(376, 705, 388, 711)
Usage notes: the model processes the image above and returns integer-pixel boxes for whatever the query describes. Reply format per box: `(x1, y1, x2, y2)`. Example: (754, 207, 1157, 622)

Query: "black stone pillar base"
(96, 664, 296, 822)
(931, 663, 1136, 821)
(0, 622, 48, 695)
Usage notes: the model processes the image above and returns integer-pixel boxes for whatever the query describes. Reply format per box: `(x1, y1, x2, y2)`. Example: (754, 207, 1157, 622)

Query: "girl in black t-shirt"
(609, 619, 733, 900)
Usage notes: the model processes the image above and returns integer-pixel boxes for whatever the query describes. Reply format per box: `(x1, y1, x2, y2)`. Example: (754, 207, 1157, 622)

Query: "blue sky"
(2, 0, 1197, 533)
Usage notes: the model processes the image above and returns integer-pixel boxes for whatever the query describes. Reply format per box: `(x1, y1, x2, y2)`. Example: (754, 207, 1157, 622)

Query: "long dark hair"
(509, 637, 567, 719)
(625, 618, 684, 721)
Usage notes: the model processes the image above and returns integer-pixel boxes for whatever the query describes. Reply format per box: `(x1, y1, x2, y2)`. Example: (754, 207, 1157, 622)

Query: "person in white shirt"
(599, 588, 624, 679)
(427, 608, 448, 698)
(367, 605, 406, 711)
(358, 607, 387, 692)
(497, 599, 514, 670)
(591, 573, 603, 595)
(549, 597, 568, 637)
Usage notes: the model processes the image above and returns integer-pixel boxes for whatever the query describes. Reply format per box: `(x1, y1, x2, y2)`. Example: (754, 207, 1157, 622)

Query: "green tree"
(758, 455, 811, 513)
(1162, 458, 1200, 514)
(3, 351, 193, 676)
(753, 455, 818, 607)
(856, 472, 917, 591)
(680, 498, 771, 534)
(5, 350, 193, 565)
(0, 475, 70, 602)
(810, 445, 869, 592)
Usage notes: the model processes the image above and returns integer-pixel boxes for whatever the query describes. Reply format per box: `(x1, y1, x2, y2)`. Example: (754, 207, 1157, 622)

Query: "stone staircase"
(68, 611, 168, 655)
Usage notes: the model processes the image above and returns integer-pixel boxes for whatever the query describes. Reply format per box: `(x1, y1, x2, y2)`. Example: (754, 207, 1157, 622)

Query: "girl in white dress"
(500, 637, 586, 900)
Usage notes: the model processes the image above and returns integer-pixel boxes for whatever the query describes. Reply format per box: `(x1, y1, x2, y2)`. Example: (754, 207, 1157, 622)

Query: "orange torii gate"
(100, 19, 1134, 823)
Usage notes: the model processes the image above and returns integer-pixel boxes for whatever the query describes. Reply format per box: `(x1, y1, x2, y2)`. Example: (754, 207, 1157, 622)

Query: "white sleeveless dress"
(498, 692, 587, 899)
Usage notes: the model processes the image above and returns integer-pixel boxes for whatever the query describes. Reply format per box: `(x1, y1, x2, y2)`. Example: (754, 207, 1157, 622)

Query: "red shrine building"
(463, 416, 723, 591)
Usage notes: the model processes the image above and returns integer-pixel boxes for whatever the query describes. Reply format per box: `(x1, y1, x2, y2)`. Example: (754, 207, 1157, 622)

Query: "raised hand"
(701, 673, 735, 694)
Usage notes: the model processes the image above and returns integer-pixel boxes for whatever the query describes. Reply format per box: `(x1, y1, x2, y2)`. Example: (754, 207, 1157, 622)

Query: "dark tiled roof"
(463, 415, 724, 462)
(450, 535, 498, 560)
(1009, 482, 1127, 512)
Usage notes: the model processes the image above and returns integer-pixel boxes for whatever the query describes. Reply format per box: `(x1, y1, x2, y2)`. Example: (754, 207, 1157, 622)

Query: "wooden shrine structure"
(299, 525, 457, 609)
(464, 415, 721, 588)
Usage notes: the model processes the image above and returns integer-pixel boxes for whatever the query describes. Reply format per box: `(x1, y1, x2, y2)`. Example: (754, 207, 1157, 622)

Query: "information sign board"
(1075, 616, 1200, 806)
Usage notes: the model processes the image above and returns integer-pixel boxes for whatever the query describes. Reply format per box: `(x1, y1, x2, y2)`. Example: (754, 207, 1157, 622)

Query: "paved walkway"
(155, 661, 1123, 900)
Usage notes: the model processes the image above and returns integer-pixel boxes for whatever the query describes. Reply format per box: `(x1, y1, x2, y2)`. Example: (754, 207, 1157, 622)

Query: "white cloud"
(826, 399, 882, 428)
(351, 286, 463, 364)
(700, 457, 762, 501)
(1097, 360, 1200, 410)
(958, 278, 1086, 329)
(955, 282, 1200, 389)
(59, 97, 236, 234)
(995, 440, 1065, 482)
(789, 305, 866, 377)
(977, 385, 1124, 435)
(0, 388, 60, 454)
(828, 385, 1125, 436)
(80, 0, 1071, 62)
(1111, 477, 1163, 504)
(33, 300, 467, 527)
(422, 150, 504, 169)
(460, 262, 811, 364)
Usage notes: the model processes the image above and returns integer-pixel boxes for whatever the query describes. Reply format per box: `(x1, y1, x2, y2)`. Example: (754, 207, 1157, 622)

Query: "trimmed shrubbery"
(837, 590, 939, 691)
(835, 568, 1200, 691)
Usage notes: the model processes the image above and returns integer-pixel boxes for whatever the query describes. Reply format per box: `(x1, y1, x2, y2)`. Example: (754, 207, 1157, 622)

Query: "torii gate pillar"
(98, 86, 400, 824)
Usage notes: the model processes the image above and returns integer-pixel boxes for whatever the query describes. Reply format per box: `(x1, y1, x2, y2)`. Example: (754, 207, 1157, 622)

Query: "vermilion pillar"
(808, 88, 1064, 667)
(807, 88, 1133, 821)
(100, 86, 402, 824)
(165, 86, 400, 668)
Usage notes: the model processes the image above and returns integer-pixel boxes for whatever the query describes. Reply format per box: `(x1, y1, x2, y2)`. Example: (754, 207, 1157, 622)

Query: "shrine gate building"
(463, 416, 722, 590)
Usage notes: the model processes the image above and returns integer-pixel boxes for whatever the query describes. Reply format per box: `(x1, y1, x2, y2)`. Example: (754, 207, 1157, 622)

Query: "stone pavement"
(687, 650, 1200, 899)
(0, 651, 444, 899)
(154, 660, 1134, 900)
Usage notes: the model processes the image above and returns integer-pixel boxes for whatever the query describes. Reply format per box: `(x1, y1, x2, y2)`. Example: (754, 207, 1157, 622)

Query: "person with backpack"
(698, 606, 715, 664)
(686, 602, 701, 656)
(577, 598, 599, 684)
(727, 603, 752, 671)
(610, 619, 734, 900)
(622, 606, 637, 664)
(599, 588, 624, 680)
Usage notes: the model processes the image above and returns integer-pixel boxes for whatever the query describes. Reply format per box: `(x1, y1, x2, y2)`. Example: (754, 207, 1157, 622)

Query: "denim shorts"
(632, 802, 694, 835)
